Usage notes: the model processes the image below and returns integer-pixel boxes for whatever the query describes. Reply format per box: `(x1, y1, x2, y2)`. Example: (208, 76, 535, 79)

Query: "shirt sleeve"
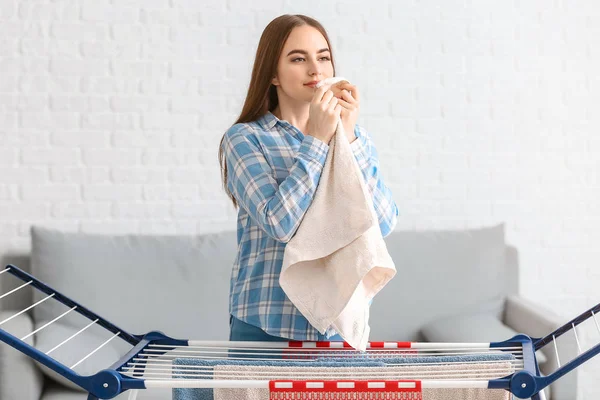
(350, 124, 399, 237)
(222, 123, 329, 243)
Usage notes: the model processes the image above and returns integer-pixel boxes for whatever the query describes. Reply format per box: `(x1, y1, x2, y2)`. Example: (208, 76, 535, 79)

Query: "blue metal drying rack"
(0, 264, 598, 400)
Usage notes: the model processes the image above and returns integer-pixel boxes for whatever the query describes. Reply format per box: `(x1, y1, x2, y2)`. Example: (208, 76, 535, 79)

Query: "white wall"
(0, 0, 599, 397)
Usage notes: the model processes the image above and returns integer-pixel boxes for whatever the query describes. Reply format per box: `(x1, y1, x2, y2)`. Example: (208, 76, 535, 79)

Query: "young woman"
(218, 14, 398, 343)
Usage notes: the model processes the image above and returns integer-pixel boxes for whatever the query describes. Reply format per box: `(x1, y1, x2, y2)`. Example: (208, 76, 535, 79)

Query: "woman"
(218, 14, 398, 343)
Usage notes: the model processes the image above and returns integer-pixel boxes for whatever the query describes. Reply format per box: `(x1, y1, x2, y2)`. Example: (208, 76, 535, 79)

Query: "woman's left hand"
(334, 83, 360, 143)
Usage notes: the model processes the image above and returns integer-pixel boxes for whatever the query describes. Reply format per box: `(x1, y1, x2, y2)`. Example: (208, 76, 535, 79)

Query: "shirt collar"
(258, 111, 304, 140)
(259, 111, 279, 130)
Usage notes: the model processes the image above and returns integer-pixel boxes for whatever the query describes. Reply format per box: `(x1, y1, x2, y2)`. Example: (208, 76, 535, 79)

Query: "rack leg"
(532, 389, 547, 400)
(87, 394, 99, 400)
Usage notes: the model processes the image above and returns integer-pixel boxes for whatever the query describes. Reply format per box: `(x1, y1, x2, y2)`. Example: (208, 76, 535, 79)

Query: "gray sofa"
(0, 223, 577, 399)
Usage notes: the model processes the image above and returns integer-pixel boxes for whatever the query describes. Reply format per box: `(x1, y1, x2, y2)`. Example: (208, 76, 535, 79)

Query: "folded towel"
(280, 77, 396, 350)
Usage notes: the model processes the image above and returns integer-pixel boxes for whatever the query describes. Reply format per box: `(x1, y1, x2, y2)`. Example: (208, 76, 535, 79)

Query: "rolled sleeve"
(297, 135, 329, 168)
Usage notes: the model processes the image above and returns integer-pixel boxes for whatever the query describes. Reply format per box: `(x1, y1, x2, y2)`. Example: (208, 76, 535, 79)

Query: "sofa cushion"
(421, 312, 547, 365)
(370, 223, 507, 341)
(30, 226, 237, 339)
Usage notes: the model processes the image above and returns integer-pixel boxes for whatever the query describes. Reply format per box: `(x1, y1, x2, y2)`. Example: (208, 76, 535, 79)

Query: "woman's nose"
(308, 59, 321, 76)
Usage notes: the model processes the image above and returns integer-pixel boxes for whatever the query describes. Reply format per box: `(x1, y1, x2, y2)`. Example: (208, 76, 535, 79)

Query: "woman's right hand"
(305, 86, 342, 144)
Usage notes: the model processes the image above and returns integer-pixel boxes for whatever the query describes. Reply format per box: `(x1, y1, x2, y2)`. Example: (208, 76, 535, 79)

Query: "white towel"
(280, 77, 396, 351)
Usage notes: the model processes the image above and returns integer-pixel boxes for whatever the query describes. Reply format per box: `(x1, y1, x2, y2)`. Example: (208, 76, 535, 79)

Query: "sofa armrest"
(504, 295, 578, 400)
(0, 310, 45, 400)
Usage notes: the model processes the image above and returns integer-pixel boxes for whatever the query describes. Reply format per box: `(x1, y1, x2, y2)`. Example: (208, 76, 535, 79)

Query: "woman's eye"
(292, 57, 331, 62)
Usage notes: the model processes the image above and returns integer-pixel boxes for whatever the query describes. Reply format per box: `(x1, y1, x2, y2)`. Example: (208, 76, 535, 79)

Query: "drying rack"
(0, 263, 598, 400)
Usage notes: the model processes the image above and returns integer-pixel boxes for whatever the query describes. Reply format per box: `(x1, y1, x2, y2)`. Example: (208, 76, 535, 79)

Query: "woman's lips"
(304, 82, 319, 88)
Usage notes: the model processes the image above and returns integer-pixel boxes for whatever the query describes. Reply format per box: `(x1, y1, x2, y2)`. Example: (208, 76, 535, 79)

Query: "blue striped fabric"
(221, 111, 399, 341)
(171, 353, 516, 400)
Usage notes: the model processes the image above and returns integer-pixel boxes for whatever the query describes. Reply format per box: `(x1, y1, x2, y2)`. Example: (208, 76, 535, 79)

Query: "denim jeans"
(229, 315, 344, 341)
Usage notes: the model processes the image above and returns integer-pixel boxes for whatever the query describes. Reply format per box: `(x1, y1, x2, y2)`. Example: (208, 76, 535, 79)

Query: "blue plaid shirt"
(222, 111, 398, 340)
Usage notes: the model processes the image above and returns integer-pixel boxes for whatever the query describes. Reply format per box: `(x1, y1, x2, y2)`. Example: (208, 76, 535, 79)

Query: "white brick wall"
(0, 0, 599, 397)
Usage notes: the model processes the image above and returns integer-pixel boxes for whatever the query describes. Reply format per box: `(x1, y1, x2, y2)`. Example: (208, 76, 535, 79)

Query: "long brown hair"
(218, 14, 337, 209)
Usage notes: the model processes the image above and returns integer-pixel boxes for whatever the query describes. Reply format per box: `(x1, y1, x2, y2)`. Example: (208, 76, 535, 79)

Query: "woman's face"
(272, 25, 334, 103)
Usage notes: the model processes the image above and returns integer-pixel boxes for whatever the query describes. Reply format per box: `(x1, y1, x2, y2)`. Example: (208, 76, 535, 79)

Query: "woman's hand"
(306, 85, 343, 145)
(333, 82, 360, 143)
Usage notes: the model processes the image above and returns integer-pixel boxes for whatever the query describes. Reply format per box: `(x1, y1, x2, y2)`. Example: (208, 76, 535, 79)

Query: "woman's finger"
(336, 89, 358, 107)
(336, 97, 354, 110)
(327, 96, 339, 111)
(340, 89, 358, 104)
(311, 85, 326, 103)
(322, 89, 335, 106)
(337, 83, 359, 102)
